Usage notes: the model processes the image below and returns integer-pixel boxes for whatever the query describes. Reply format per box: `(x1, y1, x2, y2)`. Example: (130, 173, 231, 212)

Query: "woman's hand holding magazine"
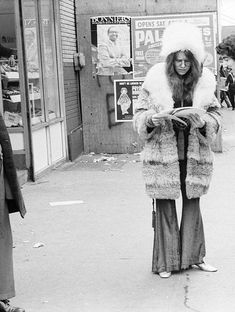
(152, 107, 206, 128)
(151, 111, 188, 127)
(171, 107, 206, 128)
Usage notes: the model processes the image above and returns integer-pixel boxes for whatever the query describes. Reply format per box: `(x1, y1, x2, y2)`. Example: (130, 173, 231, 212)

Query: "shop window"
(23, 0, 44, 125)
(40, 0, 60, 120)
(0, 0, 61, 128)
(22, 0, 60, 125)
(0, 1, 23, 127)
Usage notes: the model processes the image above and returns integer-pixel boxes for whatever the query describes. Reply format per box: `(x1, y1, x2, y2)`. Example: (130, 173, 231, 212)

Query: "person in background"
(225, 69, 235, 110)
(0, 113, 26, 312)
(0, 43, 17, 88)
(216, 35, 235, 110)
(97, 26, 131, 75)
(0, 43, 17, 67)
(133, 22, 221, 278)
(218, 62, 231, 108)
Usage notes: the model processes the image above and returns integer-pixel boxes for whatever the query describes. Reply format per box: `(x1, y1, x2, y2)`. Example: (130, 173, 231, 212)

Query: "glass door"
(22, 0, 66, 176)
(23, 0, 44, 125)
(39, 0, 61, 120)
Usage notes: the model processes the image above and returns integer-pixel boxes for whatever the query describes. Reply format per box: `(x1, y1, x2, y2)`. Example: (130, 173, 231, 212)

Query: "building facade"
(0, 0, 218, 182)
(76, 0, 218, 154)
(0, 0, 82, 182)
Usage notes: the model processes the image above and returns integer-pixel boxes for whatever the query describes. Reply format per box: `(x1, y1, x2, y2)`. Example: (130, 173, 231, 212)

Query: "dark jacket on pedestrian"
(0, 114, 26, 218)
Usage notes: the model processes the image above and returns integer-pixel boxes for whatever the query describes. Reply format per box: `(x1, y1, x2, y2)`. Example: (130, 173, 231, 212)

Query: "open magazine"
(155, 107, 206, 126)
(170, 107, 206, 118)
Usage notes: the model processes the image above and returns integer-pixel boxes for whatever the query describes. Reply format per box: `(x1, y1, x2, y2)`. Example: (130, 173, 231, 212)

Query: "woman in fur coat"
(133, 22, 221, 278)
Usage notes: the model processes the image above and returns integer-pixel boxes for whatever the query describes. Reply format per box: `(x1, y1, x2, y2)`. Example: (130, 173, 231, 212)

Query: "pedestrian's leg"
(152, 199, 181, 274)
(178, 159, 206, 269)
(224, 92, 232, 108)
(220, 91, 225, 106)
(180, 197, 206, 269)
(228, 91, 235, 109)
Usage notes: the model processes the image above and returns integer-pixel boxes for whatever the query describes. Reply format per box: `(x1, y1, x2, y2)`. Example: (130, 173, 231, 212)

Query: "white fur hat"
(160, 22, 205, 63)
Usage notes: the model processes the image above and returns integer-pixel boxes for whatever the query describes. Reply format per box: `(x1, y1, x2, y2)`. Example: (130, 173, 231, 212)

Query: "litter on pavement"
(49, 200, 84, 206)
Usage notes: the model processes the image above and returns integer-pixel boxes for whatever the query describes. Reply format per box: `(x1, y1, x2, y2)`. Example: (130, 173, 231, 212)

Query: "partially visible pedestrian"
(133, 22, 221, 278)
(218, 63, 231, 108)
(0, 113, 26, 312)
(216, 35, 235, 110)
(225, 69, 235, 110)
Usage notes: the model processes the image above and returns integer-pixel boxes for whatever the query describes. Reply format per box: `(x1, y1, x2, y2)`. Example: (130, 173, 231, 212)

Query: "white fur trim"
(142, 63, 174, 112)
(160, 22, 205, 63)
(142, 63, 216, 111)
(193, 67, 217, 109)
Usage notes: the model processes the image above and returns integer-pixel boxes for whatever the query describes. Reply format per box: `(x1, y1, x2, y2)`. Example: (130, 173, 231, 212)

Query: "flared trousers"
(152, 160, 206, 273)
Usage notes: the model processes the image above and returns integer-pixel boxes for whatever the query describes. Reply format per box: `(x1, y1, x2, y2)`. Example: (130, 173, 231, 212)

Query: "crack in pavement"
(184, 273, 201, 312)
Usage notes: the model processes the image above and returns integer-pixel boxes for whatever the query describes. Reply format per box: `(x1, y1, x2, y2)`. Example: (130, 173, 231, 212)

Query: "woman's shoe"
(194, 262, 217, 272)
(0, 300, 25, 312)
(159, 271, 171, 278)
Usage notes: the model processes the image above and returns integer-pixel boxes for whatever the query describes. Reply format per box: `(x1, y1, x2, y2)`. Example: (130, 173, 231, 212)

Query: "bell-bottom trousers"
(152, 160, 206, 273)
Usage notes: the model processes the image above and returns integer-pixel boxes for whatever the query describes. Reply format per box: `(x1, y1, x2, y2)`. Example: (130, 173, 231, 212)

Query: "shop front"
(0, 0, 66, 181)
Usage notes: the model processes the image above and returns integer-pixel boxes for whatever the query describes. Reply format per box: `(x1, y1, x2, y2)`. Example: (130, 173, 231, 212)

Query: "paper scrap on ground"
(49, 200, 84, 206)
(33, 242, 45, 248)
(93, 156, 117, 162)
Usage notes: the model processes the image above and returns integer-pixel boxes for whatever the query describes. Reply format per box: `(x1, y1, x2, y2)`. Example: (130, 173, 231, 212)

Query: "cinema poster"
(131, 12, 217, 78)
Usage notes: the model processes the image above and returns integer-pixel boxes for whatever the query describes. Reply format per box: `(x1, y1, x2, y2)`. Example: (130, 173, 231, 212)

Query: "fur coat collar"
(142, 62, 218, 112)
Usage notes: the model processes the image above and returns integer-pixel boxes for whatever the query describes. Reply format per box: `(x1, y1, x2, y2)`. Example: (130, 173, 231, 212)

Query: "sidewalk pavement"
(9, 107, 235, 312)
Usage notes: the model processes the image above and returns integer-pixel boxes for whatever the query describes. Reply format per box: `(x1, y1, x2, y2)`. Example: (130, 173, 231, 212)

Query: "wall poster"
(90, 16, 132, 76)
(114, 79, 143, 122)
(131, 12, 217, 78)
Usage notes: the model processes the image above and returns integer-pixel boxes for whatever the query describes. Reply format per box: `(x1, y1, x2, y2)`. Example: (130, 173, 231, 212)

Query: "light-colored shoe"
(0, 299, 25, 312)
(194, 262, 217, 272)
(159, 271, 171, 278)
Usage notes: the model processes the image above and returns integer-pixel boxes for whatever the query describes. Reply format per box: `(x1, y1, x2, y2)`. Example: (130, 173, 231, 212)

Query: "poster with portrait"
(132, 12, 217, 78)
(114, 79, 143, 122)
(90, 16, 132, 76)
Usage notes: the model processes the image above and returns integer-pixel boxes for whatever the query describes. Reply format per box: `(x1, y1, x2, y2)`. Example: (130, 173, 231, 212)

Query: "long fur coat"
(133, 62, 221, 199)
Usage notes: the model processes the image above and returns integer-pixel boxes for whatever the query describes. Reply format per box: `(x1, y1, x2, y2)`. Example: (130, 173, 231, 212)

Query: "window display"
(40, 0, 60, 120)
(1, 0, 62, 128)
(0, 1, 22, 128)
(23, 0, 44, 125)
(1, 58, 22, 127)
(23, 0, 61, 124)
(0, 0, 65, 176)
